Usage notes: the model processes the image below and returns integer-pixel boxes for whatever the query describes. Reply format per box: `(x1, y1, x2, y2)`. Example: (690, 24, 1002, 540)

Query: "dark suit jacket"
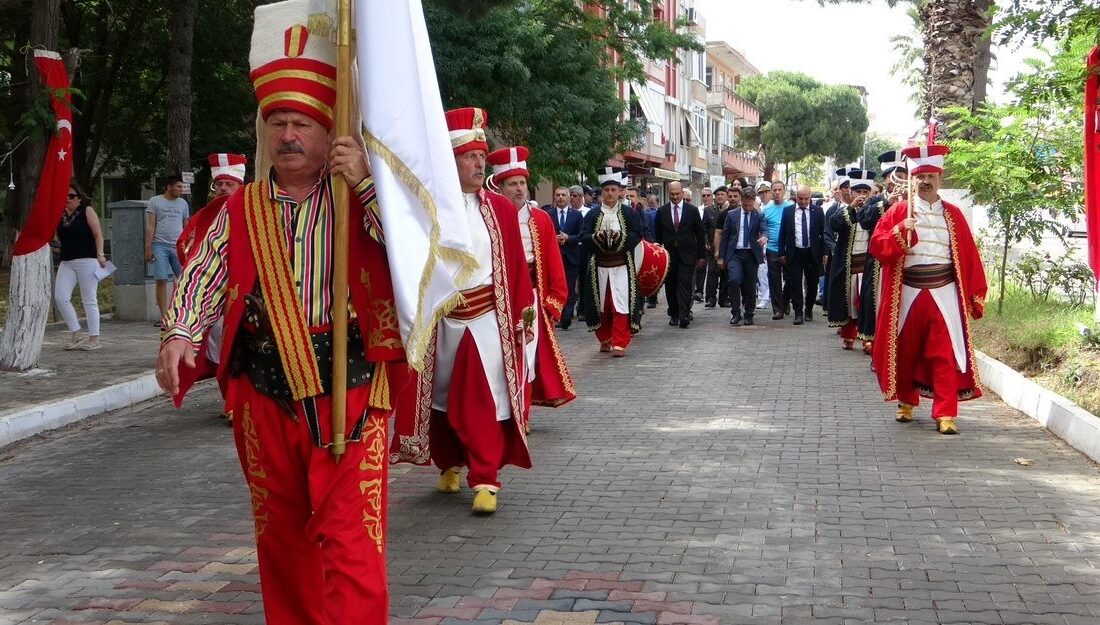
(823, 201, 844, 255)
(543, 204, 584, 269)
(654, 201, 705, 265)
(718, 208, 765, 265)
(777, 203, 826, 263)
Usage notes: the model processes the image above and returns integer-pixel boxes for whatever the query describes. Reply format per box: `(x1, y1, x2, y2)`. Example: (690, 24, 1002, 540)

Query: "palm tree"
(888, 1, 927, 116)
(919, 0, 993, 123)
(818, 0, 994, 125)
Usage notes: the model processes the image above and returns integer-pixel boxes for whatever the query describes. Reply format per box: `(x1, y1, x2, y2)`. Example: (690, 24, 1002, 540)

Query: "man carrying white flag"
(156, 0, 476, 621)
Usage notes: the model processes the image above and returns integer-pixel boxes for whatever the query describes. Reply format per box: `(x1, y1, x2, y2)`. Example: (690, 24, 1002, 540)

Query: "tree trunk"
(920, 0, 994, 126)
(970, 24, 992, 112)
(0, 247, 53, 370)
(165, 0, 198, 185)
(997, 213, 1011, 315)
(0, 0, 59, 370)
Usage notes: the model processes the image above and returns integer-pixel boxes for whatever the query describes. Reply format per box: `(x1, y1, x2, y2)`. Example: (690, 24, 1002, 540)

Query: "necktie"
(800, 209, 809, 248)
(673, 205, 680, 230)
(560, 209, 566, 228)
(741, 211, 749, 248)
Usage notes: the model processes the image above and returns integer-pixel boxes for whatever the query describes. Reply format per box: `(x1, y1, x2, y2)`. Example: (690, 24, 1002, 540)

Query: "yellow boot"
(937, 418, 959, 435)
(437, 468, 461, 494)
(895, 403, 914, 423)
(471, 488, 498, 514)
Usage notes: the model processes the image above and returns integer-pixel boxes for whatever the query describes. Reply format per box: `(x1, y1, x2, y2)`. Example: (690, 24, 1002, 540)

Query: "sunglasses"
(67, 193, 79, 199)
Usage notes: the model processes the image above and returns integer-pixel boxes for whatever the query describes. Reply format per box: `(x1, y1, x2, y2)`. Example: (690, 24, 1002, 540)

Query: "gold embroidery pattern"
(479, 193, 526, 440)
(882, 220, 905, 401)
(545, 296, 564, 316)
(857, 259, 882, 342)
(240, 402, 270, 537)
(359, 264, 402, 352)
(829, 211, 858, 328)
(244, 181, 323, 400)
(529, 214, 576, 402)
(358, 415, 386, 553)
(944, 208, 982, 397)
(585, 208, 641, 333)
(891, 224, 910, 250)
(394, 336, 436, 465)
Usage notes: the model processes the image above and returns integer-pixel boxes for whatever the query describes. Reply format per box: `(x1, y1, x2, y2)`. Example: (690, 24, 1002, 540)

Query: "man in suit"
(717, 186, 767, 326)
(701, 186, 731, 308)
(778, 185, 827, 325)
(654, 181, 706, 328)
(545, 186, 584, 329)
(625, 185, 652, 241)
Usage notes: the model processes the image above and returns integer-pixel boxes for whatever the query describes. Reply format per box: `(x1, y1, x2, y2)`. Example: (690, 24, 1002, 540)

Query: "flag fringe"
(361, 127, 477, 372)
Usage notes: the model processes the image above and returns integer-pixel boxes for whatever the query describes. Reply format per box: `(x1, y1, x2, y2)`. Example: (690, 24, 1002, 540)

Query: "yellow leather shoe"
(937, 418, 959, 435)
(895, 404, 914, 423)
(472, 488, 498, 514)
(437, 468, 461, 494)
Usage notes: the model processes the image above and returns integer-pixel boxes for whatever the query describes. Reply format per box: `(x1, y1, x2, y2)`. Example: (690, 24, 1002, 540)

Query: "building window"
(705, 65, 714, 90)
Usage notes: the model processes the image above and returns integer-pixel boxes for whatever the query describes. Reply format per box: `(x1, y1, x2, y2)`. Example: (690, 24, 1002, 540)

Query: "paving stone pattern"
(0, 321, 161, 414)
(4, 306, 1100, 624)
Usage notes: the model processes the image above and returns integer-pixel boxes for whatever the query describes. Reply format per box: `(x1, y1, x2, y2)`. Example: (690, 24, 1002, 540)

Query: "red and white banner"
(12, 50, 74, 257)
(1085, 46, 1100, 287)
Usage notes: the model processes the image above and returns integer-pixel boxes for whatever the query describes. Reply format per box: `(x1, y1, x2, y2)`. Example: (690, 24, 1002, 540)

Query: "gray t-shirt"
(146, 194, 189, 245)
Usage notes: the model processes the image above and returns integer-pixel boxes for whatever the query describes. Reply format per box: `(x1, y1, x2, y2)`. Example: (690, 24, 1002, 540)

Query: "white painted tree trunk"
(1095, 285, 1100, 323)
(0, 245, 52, 371)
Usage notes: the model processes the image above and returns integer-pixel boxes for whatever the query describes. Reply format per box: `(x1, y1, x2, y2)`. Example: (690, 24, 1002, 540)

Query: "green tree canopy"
(996, 1, 1100, 45)
(425, 0, 700, 185)
(862, 133, 902, 176)
(944, 33, 1087, 313)
(738, 71, 868, 179)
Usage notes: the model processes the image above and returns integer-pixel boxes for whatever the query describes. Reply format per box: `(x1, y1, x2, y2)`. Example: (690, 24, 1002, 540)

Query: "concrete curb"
(976, 350, 1100, 464)
(0, 371, 160, 449)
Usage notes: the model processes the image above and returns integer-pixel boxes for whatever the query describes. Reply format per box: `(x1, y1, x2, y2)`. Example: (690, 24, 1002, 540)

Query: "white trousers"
(54, 258, 101, 336)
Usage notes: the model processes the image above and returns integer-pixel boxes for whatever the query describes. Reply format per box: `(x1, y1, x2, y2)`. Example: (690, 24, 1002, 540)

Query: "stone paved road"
(4, 306, 1100, 625)
(0, 320, 160, 414)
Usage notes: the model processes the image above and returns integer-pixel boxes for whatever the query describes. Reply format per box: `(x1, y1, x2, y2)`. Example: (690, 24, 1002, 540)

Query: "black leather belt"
(231, 324, 374, 400)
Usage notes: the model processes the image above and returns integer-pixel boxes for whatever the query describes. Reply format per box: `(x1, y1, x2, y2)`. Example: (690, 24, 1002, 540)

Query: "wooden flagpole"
(330, 0, 353, 462)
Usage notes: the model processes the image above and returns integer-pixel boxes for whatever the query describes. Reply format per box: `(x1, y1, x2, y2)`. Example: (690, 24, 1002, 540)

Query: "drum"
(634, 240, 670, 298)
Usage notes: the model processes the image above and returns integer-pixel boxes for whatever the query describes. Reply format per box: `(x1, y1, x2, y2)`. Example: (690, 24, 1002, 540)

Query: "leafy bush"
(1008, 250, 1092, 306)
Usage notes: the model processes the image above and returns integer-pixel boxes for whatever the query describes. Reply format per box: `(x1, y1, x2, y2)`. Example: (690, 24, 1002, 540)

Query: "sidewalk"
(4, 310, 1100, 624)
(0, 320, 164, 448)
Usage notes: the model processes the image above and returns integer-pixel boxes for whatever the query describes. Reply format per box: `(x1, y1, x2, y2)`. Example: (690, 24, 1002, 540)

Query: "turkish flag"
(1085, 46, 1100, 287)
(12, 50, 74, 257)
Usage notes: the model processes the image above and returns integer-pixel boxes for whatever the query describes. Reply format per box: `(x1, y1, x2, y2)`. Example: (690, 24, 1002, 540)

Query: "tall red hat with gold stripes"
(249, 0, 337, 129)
(445, 107, 489, 155)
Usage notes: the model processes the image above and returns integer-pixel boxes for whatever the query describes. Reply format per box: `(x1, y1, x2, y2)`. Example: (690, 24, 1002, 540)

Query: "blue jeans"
(151, 241, 182, 281)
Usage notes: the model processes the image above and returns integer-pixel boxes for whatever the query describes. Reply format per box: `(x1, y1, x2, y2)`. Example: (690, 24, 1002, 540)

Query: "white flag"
(356, 0, 476, 371)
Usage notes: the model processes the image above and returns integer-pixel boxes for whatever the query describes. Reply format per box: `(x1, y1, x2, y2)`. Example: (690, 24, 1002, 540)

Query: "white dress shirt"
(793, 206, 810, 248)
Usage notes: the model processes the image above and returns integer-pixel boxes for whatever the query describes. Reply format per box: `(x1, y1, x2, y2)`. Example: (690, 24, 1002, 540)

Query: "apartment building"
(609, 1, 762, 205)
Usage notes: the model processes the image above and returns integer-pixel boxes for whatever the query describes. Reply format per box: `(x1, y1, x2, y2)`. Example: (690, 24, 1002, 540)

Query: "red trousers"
(894, 290, 960, 419)
(595, 285, 631, 349)
(428, 327, 517, 491)
(839, 321, 858, 341)
(228, 380, 388, 625)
